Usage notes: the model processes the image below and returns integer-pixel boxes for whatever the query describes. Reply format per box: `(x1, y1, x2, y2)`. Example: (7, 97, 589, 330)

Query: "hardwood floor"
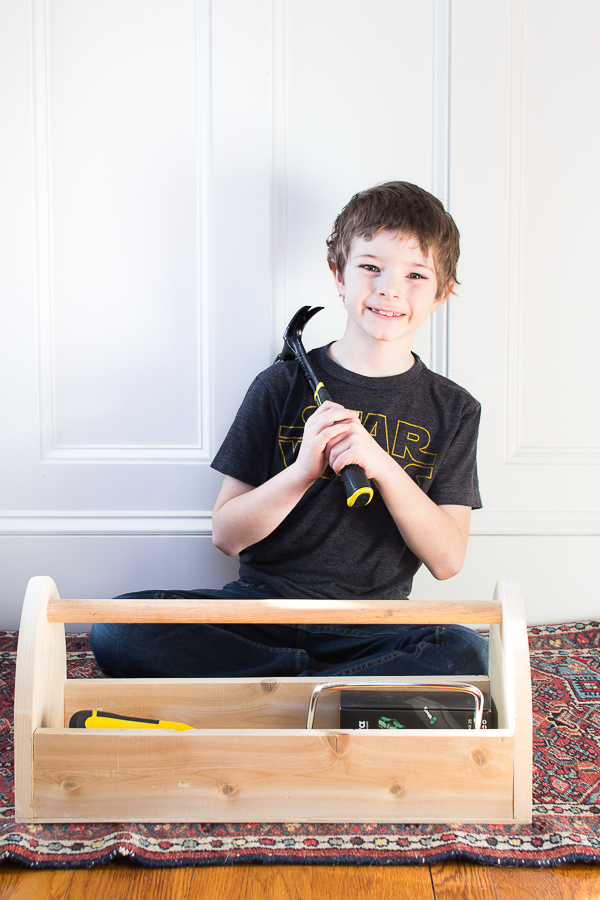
(1, 861, 599, 899)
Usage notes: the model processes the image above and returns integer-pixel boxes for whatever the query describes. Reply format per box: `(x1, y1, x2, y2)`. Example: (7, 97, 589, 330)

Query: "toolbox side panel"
(30, 729, 515, 824)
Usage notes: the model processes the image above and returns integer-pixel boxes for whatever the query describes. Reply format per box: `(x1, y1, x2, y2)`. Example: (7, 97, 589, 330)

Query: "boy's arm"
(375, 457, 471, 580)
(212, 401, 360, 556)
(326, 416, 471, 580)
(212, 469, 311, 557)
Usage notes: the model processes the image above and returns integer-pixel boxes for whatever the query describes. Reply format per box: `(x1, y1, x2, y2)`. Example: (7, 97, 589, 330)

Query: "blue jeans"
(90, 578, 488, 679)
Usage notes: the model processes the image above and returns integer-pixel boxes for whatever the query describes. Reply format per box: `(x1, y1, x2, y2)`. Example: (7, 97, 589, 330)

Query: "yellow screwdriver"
(69, 709, 194, 731)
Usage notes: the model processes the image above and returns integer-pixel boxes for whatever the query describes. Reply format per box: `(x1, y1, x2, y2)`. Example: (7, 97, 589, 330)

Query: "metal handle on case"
(306, 681, 486, 730)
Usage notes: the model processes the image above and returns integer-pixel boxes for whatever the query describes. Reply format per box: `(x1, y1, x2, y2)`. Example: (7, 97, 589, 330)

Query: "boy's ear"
(429, 281, 453, 314)
(330, 261, 345, 297)
(436, 280, 455, 304)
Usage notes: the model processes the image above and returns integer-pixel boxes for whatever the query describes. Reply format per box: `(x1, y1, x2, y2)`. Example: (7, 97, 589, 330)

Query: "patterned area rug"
(0, 623, 599, 869)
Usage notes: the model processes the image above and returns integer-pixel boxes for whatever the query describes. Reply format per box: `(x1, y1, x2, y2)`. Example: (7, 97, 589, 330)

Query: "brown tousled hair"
(326, 181, 460, 299)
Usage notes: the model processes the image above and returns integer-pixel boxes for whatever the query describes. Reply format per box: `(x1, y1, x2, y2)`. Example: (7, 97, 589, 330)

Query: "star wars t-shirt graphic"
(278, 408, 437, 487)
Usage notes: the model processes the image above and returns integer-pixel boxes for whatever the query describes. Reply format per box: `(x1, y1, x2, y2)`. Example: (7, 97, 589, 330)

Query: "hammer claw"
(275, 306, 324, 362)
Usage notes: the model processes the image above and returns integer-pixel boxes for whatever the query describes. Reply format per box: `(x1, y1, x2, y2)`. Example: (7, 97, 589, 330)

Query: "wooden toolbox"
(14, 575, 532, 824)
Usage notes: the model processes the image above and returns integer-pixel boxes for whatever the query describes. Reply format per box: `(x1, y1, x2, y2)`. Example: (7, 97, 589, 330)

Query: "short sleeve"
(427, 401, 482, 509)
(210, 376, 280, 488)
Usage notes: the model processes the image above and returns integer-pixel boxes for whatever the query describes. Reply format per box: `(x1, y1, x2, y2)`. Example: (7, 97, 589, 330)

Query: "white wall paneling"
(505, 0, 600, 465)
(2, 0, 228, 514)
(34, 0, 211, 462)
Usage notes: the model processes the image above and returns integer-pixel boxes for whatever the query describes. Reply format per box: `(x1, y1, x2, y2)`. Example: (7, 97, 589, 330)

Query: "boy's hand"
(294, 401, 360, 485)
(325, 413, 390, 481)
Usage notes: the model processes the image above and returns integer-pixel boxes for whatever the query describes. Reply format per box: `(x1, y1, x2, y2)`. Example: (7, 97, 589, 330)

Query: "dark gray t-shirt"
(211, 347, 481, 601)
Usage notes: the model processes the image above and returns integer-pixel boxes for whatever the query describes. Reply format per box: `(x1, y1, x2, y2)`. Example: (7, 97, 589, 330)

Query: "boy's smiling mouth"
(368, 307, 405, 318)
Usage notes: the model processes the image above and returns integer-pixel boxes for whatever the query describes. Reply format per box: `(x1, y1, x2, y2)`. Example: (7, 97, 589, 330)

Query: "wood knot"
(260, 679, 277, 693)
(389, 783, 404, 796)
(59, 780, 78, 792)
(221, 783, 236, 796)
(325, 733, 350, 757)
(471, 749, 488, 768)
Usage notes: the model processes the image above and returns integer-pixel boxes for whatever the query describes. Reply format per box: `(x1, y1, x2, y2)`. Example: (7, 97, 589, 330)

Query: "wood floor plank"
(0, 866, 74, 900)
(430, 862, 497, 900)
(190, 863, 253, 900)
(251, 864, 314, 899)
(127, 865, 194, 900)
(65, 862, 135, 900)
(550, 866, 600, 900)
(306, 865, 372, 900)
(372, 864, 435, 900)
(493, 864, 600, 900)
(0, 867, 18, 895)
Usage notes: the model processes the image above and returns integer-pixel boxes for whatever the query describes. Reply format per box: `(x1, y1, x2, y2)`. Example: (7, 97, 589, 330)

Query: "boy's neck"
(327, 333, 416, 378)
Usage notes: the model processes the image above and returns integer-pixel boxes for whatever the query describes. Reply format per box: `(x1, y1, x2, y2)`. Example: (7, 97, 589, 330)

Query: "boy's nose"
(377, 281, 401, 300)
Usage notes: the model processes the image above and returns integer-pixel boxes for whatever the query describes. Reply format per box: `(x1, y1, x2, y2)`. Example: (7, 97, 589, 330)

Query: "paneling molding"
(430, 0, 450, 377)
(32, 0, 213, 464)
(1, 510, 598, 536)
(504, 0, 600, 466)
(469, 511, 600, 536)
(270, 0, 286, 361)
(0, 512, 213, 535)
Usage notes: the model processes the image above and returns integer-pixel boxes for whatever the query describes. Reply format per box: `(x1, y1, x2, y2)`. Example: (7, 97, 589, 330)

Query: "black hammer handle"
(277, 305, 373, 508)
(313, 382, 373, 508)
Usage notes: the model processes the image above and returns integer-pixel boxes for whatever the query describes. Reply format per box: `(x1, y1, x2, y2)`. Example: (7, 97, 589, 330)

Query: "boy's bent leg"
(90, 584, 308, 678)
(90, 622, 308, 678)
(297, 624, 489, 678)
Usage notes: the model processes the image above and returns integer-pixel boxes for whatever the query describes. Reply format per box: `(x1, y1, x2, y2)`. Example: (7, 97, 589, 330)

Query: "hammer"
(275, 305, 373, 508)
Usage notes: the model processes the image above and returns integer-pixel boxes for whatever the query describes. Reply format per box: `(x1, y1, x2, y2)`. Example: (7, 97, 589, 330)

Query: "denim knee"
(90, 623, 126, 677)
(439, 625, 489, 675)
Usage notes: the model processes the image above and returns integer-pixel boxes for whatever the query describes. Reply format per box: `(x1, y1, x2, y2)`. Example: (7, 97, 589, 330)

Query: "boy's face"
(332, 230, 450, 349)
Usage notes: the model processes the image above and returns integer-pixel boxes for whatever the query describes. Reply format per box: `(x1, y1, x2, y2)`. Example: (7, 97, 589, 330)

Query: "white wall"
(0, 0, 598, 628)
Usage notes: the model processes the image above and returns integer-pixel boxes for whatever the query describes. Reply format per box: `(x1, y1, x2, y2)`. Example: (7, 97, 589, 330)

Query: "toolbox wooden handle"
(46, 597, 503, 625)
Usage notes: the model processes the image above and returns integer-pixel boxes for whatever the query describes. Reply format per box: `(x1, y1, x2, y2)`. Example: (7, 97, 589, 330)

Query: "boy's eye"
(408, 272, 426, 279)
(360, 264, 380, 272)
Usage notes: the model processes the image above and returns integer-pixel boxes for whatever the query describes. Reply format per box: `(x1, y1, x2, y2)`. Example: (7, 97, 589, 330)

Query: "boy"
(91, 181, 487, 679)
